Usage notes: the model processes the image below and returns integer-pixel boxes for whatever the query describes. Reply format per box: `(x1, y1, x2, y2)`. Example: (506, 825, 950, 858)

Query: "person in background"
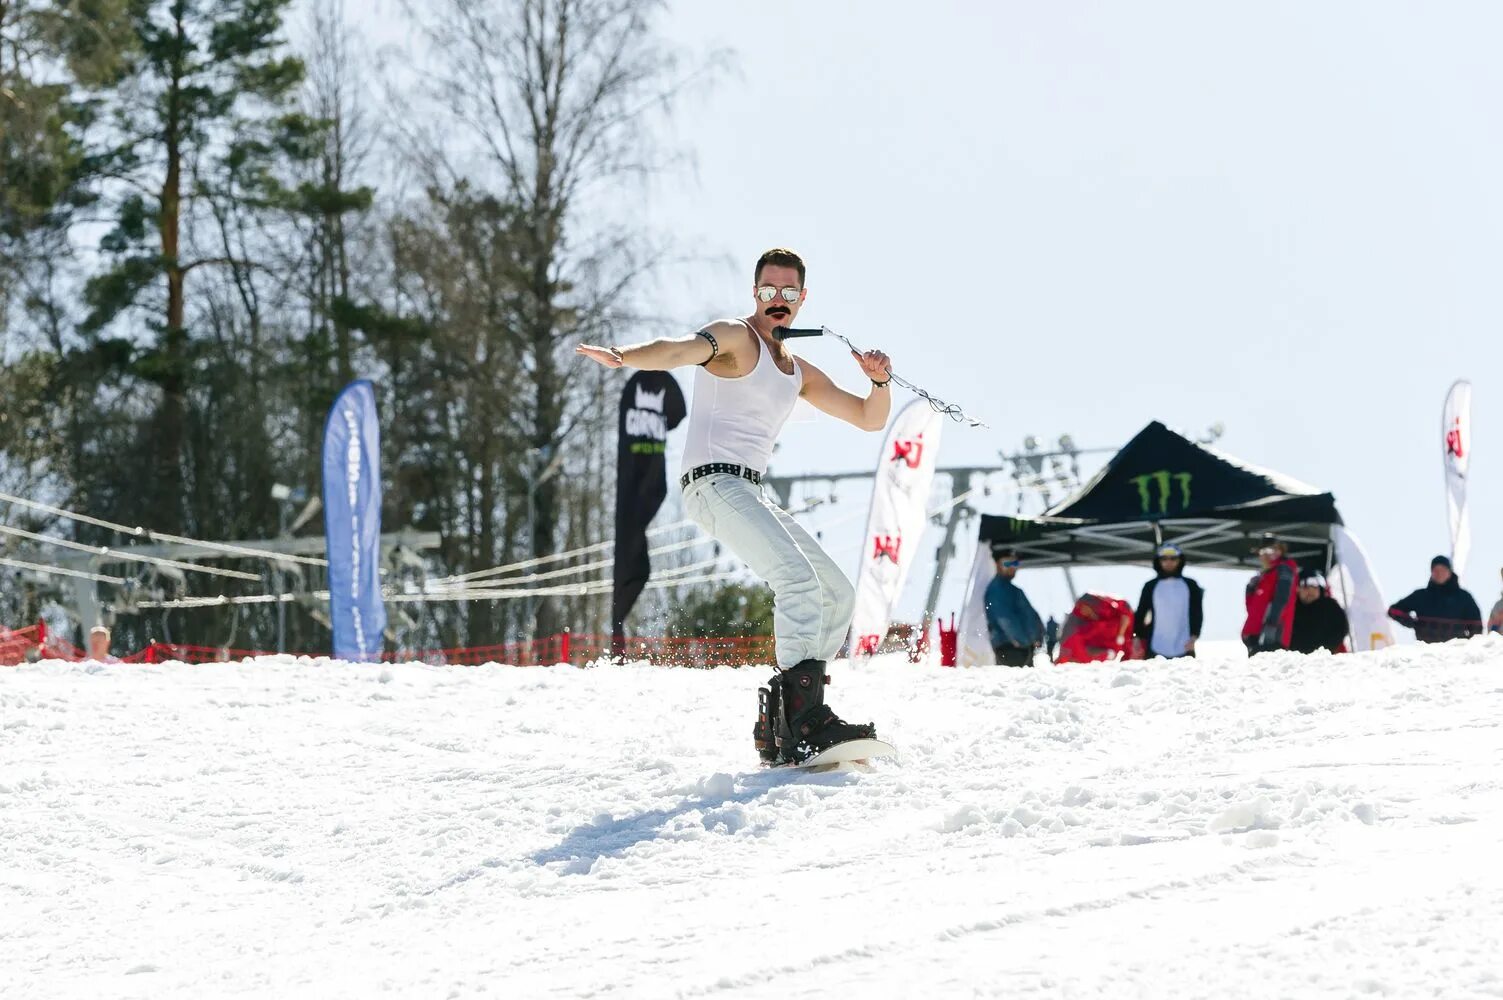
(1488, 568, 1503, 634)
(86, 625, 120, 664)
(1134, 543, 1203, 659)
(984, 545, 1044, 667)
(1290, 570, 1349, 654)
(1243, 534, 1299, 654)
(1388, 555, 1483, 643)
(1044, 616, 1060, 662)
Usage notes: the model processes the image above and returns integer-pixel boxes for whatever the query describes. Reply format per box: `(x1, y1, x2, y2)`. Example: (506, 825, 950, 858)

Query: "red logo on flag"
(891, 434, 924, 470)
(1446, 419, 1465, 459)
(872, 535, 902, 563)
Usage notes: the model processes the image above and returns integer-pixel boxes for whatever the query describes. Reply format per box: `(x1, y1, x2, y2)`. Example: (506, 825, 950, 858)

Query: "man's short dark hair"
(991, 544, 1018, 561)
(755, 248, 806, 285)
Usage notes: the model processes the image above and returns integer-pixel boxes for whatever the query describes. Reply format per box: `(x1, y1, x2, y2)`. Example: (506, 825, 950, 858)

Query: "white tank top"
(681, 320, 803, 476)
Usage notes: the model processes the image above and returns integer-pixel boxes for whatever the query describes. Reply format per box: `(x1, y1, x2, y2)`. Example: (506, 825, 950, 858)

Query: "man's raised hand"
(851, 348, 892, 383)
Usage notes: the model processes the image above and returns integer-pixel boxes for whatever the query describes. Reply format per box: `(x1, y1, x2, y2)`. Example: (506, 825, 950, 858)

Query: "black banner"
(612, 371, 686, 657)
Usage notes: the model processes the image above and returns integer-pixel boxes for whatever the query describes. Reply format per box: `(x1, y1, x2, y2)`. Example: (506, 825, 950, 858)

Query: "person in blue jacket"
(984, 545, 1044, 667)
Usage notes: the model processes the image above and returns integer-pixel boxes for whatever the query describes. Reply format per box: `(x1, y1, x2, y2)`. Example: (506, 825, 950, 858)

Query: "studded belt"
(680, 463, 763, 489)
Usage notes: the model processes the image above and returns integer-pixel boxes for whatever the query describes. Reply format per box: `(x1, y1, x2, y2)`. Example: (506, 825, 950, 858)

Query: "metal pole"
(65, 559, 101, 643)
(276, 501, 288, 653)
(525, 476, 536, 642)
(922, 473, 970, 626)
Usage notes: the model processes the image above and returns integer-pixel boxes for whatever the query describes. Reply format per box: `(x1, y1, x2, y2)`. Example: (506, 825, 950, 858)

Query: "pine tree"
(78, 0, 313, 534)
(0, 0, 131, 327)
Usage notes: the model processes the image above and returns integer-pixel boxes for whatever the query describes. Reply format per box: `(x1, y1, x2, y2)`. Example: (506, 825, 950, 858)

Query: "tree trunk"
(154, 10, 188, 534)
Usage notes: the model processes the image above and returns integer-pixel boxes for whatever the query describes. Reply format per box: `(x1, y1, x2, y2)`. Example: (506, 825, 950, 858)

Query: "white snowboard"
(783, 738, 898, 772)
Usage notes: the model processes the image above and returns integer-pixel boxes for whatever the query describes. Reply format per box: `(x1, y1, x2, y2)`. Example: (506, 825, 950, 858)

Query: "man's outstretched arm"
(576, 333, 714, 371)
(799, 350, 893, 432)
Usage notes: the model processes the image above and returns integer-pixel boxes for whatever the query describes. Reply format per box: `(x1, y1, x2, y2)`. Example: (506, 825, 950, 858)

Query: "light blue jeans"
(682, 474, 855, 670)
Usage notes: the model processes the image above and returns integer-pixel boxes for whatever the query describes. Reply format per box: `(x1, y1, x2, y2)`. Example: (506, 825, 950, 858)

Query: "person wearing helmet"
(1134, 543, 1203, 659)
(1290, 570, 1350, 654)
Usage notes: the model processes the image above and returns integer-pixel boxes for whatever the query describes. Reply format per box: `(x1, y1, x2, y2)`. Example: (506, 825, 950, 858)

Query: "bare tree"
(407, 0, 694, 640)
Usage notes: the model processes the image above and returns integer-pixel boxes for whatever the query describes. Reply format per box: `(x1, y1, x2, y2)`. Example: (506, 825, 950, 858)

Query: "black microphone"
(772, 326, 825, 341)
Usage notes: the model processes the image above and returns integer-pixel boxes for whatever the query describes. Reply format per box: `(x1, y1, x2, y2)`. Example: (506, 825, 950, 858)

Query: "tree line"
(0, 0, 705, 652)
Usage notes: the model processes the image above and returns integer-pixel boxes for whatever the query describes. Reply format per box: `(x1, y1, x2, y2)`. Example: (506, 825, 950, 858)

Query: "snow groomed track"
(4, 640, 1503, 998)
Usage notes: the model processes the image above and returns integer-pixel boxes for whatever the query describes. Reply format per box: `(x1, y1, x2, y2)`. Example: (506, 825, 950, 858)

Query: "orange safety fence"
(382, 634, 776, 668)
(4, 627, 777, 668)
(0, 621, 85, 664)
(119, 644, 283, 664)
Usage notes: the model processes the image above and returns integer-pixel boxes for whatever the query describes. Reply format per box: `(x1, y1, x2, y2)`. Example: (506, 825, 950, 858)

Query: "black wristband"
(871, 376, 892, 388)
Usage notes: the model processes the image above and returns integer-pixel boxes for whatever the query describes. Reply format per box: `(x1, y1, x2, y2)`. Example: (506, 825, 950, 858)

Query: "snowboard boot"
(754, 680, 782, 764)
(774, 659, 877, 765)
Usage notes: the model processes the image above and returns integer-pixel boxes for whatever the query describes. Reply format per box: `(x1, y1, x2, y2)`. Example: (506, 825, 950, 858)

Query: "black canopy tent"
(979, 421, 1344, 571)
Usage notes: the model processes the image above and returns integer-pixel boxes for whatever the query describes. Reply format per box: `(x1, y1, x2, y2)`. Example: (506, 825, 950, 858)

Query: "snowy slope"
(4, 641, 1503, 999)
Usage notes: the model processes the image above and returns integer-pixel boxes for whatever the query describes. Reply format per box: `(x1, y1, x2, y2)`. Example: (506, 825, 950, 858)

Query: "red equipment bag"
(1056, 593, 1137, 664)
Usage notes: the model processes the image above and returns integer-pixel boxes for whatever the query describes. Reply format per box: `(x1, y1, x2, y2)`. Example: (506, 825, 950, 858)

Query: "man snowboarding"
(576, 248, 893, 764)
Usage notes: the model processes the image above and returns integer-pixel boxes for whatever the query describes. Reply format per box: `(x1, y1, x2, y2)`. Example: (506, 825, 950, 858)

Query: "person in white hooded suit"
(1134, 543, 1204, 659)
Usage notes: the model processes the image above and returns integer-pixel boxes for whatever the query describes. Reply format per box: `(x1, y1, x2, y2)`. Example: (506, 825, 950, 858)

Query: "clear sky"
(346, 0, 1502, 640)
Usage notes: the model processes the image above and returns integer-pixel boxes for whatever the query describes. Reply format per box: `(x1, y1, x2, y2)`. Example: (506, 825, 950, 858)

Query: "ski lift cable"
(0, 491, 328, 566)
(0, 523, 262, 581)
(124, 481, 985, 610)
(425, 551, 724, 600)
(440, 493, 833, 588)
(435, 516, 699, 585)
(132, 543, 714, 610)
(132, 579, 617, 610)
(442, 512, 715, 585)
(435, 480, 980, 591)
(641, 554, 723, 581)
(114, 482, 986, 612)
(133, 593, 295, 610)
(393, 568, 748, 602)
(430, 533, 710, 589)
(0, 554, 128, 585)
(444, 496, 835, 589)
(129, 566, 746, 610)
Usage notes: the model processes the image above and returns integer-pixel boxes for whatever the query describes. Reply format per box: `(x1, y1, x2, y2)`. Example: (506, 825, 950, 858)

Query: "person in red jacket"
(1243, 534, 1299, 654)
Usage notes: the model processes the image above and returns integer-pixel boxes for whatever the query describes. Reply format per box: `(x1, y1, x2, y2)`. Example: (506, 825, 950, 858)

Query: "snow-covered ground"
(4, 641, 1503, 999)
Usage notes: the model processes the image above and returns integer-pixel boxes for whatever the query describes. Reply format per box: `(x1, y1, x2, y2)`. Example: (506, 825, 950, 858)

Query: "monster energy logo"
(1131, 470, 1193, 515)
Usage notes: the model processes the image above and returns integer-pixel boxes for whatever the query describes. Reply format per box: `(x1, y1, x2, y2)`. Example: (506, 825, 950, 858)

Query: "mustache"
(764, 305, 790, 316)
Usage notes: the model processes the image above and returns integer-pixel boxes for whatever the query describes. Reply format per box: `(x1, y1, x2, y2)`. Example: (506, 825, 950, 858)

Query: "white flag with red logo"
(1442, 379, 1472, 578)
(848, 399, 943, 657)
